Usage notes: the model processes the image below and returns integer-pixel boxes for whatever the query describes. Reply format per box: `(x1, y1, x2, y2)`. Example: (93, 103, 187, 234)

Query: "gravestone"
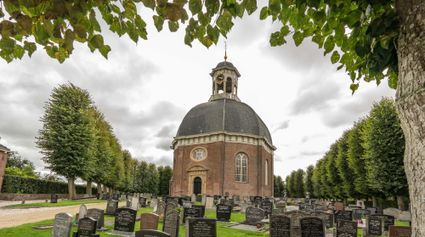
(182, 200, 192, 208)
(335, 210, 352, 224)
(367, 207, 378, 215)
(260, 199, 273, 218)
(216, 204, 232, 222)
(205, 197, 215, 209)
(139, 197, 147, 208)
(300, 217, 325, 237)
(105, 200, 118, 215)
(114, 208, 137, 233)
(126, 199, 132, 208)
(150, 198, 158, 209)
(334, 202, 344, 211)
(140, 213, 159, 230)
(368, 215, 383, 236)
(356, 200, 365, 209)
(183, 207, 202, 223)
(87, 208, 105, 229)
(253, 196, 262, 207)
(52, 213, 73, 237)
(77, 217, 98, 237)
(79, 204, 88, 220)
(163, 206, 179, 237)
(191, 194, 196, 203)
(196, 194, 202, 202)
(336, 220, 357, 237)
(275, 200, 286, 209)
(202, 195, 206, 205)
(372, 214, 395, 231)
(384, 208, 402, 218)
(132, 196, 140, 210)
(245, 207, 265, 225)
(51, 194, 58, 203)
(186, 218, 216, 237)
(269, 215, 290, 237)
(192, 205, 205, 217)
(398, 211, 411, 222)
(321, 212, 334, 228)
(352, 209, 370, 221)
(388, 226, 412, 237)
(155, 201, 166, 218)
(136, 229, 171, 237)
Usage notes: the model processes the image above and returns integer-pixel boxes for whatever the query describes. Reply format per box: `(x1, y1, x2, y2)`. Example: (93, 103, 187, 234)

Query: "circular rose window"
(191, 147, 207, 161)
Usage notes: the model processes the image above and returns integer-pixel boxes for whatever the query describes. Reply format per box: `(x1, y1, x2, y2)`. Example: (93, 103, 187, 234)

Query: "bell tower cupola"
(209, 57, 241, 101)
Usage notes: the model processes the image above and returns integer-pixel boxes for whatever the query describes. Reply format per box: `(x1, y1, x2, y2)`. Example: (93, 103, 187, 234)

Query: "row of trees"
(285, 98, 408, 209)
(36, 83, 172, 199)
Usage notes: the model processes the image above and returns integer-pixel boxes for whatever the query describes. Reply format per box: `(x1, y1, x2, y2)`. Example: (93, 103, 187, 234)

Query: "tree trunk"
(372, 196, 377, 207)
(396, 1, 425, 235)
(397, 195, 406, 210)
(68, 177, 75, 200)
(86, 181, 92, 196)
(98, 183, 102, 194)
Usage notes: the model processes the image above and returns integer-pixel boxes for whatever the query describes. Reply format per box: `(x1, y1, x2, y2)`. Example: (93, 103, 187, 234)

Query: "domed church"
(170, 59, 276, 197)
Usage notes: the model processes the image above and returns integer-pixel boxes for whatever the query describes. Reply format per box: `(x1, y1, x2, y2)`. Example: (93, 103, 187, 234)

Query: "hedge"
(1, 175, 97, 194)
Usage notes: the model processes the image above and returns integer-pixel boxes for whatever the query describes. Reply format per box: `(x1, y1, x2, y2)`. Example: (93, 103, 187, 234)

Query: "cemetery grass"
(3, 199, 106, 208)
(0, 207, 410, 237)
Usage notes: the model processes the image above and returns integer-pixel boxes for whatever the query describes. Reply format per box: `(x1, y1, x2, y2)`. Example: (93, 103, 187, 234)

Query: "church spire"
(209, 57, 241, 102)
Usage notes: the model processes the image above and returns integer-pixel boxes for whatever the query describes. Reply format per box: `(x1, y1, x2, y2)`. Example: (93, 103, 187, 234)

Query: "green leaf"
(24, 41, 36, 57)
(168, 21, 179, 32)
(216, 10, 233, 35)
(189, 0, 202, 15)
(100, 45, 111, 59)
(270, 31, 286, 46)
(89, 35, 104, 49)
(388, 71, 398, 89)
(243, 0, 257, 15)
(268, 0, 281, 15)
(153, 15, 165, 32)
(350, 83, 359, 94)
(205, 0, 219, 15)
(331, 51, 340, 64)
(292, 31, 304, 46)
(13, 45, 25, 59)
(34, 22, 50, 44)
(142, 0, 156, 10)
(207, 25, 219, 44)
(312, 34, 324, 48)
(324, 36, 335, 55)
(259, 7, 268, 20)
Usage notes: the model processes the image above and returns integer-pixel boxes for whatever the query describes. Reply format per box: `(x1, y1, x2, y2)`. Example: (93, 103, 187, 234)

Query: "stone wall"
(0, 193, 94, 201)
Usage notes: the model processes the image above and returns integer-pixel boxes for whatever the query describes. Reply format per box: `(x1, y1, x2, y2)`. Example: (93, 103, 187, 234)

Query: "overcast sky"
(0, 7, 395, 178)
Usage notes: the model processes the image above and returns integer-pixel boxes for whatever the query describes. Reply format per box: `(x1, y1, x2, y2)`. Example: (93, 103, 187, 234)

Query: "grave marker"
(163, 206, 179, 237)
(245, 207, 265, 225)
(79, 204, 88, 220)
(51, 194, 58, 203)
(183, 207, 202, 223)
(335, 210, 352, 224)
(216, 204, 232, 222)
(368, 216, 383, 236)
(269, 215, 290, 237)
(87, 208, 105, 229)
(300, 217, 325, 237)
(336, 220, 357, 237)
(114, 208, 137, 233)
(260, 199, 273, 218)
(186, 218, 216, 237)
(389, 226, 412, 237)
(77, 217, 98, 237)
(105, 200, 118, 215)
(140, 213, 159, 230)
(52, 213, 73, 237)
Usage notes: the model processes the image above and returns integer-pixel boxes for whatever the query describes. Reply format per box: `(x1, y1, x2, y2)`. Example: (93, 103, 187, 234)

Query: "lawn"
(0, 207, 410, 237)
(2, 199, 106, 208)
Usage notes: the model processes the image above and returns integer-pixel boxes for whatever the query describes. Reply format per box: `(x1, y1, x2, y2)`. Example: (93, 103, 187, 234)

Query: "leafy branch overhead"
(0, 0, 398, 90)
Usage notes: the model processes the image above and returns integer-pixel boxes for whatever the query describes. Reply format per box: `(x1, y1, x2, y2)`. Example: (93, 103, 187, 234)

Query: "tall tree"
(304, 165, 314, 198)
(37, 83, 96, 199)
(293, 169, 305, 198)
(336, 131, 357, 198)
(325, 143, 343, 199)
(362, 98, 408, 209)
(158, 165, 173, 195)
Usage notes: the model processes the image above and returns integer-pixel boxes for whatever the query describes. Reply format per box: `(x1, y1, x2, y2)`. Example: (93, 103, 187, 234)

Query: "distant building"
(0, 144, 10, 193)
(170, 60, 276, 197)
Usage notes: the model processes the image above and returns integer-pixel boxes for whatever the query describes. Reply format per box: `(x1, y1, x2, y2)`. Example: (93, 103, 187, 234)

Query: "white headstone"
(79, 204, 88, 220)
(205, 197, 215, 209)
(52, 213, 73, 237)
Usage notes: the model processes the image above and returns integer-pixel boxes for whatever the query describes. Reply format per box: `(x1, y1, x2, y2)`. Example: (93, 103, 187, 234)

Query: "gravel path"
(0, 202, 110, 228)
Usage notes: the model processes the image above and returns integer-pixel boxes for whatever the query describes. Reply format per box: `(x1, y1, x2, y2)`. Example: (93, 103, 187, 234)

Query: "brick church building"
(170, 59, 276, 197)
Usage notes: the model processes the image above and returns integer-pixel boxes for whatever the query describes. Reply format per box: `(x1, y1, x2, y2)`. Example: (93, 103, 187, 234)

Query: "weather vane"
(224, 41, 228, 61)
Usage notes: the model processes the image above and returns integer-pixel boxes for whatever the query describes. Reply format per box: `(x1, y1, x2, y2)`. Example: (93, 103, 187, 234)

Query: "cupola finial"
(224, 41, 227, 61)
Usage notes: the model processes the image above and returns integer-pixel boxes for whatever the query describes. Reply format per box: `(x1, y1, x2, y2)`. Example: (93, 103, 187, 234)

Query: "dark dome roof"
(211, 61, 241, 77)
(176, 99, 273, 144)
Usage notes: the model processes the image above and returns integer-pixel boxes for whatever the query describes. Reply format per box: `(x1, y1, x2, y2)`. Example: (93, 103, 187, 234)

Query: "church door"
(193, 177, 202, 194)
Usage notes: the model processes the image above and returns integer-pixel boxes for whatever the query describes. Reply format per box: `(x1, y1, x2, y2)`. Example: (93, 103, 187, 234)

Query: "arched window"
(235, 153, 248, 182)
(265, 160, 269, 186)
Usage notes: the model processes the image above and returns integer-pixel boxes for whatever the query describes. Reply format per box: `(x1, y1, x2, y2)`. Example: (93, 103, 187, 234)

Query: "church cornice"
(171, 131, 276, 153)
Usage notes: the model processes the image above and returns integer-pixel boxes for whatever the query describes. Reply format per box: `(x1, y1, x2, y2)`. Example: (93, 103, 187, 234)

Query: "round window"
(191, 147, 207, 161)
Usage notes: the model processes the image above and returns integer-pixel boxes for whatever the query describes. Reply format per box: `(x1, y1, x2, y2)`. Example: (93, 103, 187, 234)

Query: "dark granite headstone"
(165, 196, 179, 204)
(114, 208, 137, 232)
(269, 215, 290, 237)
(300, 217, 325, 237)
(245, 207, 265, 225)
(335, 210, 352, 224)
(336, 220, 357, 237)
(52, 213, 73, 237)
(183, 207, 202, 223)
(163, 203, 179, 237)
(388, 226, 412, 237)
(77, 217, 97, 237)
(136, 229, 171, 237)
(352, 209, 371, 220)
(186, 218, 216, 237)
(253, 196, 262, 207)
(323, 212, 334, 228)
(372, 214, 395, 231)
(216, 204, 232, 222)
(368, 215, 383, 236)
(87, 209, 105, 229)
(51, 194, 58, 203)
(260, 199, 273, 217)
(367, 207, 377, 215)
(105, 200, 118, 215)
(192, 205, 205, 217)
